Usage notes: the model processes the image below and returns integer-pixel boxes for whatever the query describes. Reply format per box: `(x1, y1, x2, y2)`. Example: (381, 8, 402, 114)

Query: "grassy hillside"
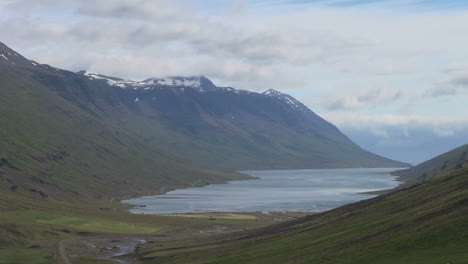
(392, 144, 468, 184)
(136, 166, 468, 264)
(0, 51, 252, 262)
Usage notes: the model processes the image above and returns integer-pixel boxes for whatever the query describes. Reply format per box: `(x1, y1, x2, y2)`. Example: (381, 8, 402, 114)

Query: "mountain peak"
(262, 89, 283, 97)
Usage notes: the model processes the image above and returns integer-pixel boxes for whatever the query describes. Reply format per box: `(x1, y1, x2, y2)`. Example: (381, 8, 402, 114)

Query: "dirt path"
(58, 239, 72, 264)
(54, 217, 255, 264)
(57, 236, 145, 264)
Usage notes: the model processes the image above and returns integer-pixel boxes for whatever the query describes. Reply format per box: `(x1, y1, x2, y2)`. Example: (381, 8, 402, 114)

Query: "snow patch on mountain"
(263, 89, 282, 96)
(145, 77, 201, 88)
(262, 89, 310, 113)
(78, 71, 308, 113)
(82, 71, 153, 89)
(80, 71, 213, 91)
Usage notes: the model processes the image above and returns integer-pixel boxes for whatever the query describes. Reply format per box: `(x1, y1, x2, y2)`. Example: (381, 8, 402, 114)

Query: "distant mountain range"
(0, 41, 407, 201)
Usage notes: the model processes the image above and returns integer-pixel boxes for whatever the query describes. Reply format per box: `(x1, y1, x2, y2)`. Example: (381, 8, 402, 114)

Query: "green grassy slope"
(0, 56, 248, 260)
(392, 144, 468, 184)
(138, 166, 468, 264)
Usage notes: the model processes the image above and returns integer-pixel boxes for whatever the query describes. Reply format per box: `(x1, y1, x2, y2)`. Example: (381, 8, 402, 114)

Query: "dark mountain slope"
(137, 157, 468, 264)
(73, 71, 408, 170)
(393, 144, 468, 184)
(2, 41, 407, 171)
(0, 43, 248, 205)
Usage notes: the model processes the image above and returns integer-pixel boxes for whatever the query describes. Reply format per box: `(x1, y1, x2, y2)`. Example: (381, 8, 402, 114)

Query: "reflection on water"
(123, 168, 403, 214)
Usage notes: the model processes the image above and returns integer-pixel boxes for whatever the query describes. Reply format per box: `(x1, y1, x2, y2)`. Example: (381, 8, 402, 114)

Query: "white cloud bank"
(324, 113, 468, 163)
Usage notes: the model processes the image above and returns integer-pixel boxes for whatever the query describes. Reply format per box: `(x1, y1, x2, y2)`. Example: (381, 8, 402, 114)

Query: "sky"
(1, 0, 467, 163)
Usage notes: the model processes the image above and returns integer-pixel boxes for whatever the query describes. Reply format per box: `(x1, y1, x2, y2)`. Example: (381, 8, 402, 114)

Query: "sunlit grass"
(163, 213, 258, 220)
(1, 211, 159, 234)
(0, 248, 51, 264)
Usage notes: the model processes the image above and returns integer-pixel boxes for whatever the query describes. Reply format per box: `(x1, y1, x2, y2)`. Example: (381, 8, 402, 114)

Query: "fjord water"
(123, 168, 403, 214)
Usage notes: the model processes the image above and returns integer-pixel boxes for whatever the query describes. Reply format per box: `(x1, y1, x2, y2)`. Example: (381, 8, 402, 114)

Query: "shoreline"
(122, 167, 404, 215)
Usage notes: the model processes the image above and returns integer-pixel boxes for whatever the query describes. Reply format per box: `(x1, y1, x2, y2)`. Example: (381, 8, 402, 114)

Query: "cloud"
(76, 0, 180, 20)
(324, 113, 468, 150)
(433, 128, 455, 137)
(323, 87, 405, 110)
(324, 113, 468, 128)
(448, 75, 468, 87)
(3, 0, 70, 11)
(0, 0, 383, 89)
(428, 86, 457, 97)
(442, 62, 468, 73)
(428, 71, 468, 98)
(0, 0, 376, 92)
(323, 113, 468, 162)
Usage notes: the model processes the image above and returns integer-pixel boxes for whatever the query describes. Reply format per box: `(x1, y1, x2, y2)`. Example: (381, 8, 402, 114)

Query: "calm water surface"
(123, 168, 403, 214)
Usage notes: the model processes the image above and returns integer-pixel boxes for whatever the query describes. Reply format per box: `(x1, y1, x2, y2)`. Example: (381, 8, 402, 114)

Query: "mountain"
(0, 42, 249, 204)
(71, 70, 408, 170)
(1, 42, 463, 264)
(135, 149, 468, 264)
(0, 42, 39, 66)
(0, 41, 407, 205)
(392, 144, 468, 184)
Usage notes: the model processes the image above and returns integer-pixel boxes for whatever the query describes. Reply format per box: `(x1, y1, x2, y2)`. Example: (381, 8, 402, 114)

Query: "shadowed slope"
(392, 144, 468, 184)
(0, 43, 248, 205)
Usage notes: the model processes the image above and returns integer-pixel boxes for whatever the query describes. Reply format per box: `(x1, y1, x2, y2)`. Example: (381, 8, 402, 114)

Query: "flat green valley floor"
(0, 199, 305, 264)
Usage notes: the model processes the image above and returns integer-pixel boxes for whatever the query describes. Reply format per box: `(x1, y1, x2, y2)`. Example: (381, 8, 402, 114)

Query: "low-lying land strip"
(0, 206, 305, 264)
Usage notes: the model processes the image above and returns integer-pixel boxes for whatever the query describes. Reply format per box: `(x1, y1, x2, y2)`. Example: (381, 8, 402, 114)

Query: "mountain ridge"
(73, 69, 406, 169)
(0, 40, 408, 171)
(392, 143, 468, 184)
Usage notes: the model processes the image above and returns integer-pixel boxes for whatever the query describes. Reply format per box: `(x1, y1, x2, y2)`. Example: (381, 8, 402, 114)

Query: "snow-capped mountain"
(80, 71, 219, 92)
(1, 41, 408, 170)
(143, 76, 218, 92)
(77, 71, 313, 114)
